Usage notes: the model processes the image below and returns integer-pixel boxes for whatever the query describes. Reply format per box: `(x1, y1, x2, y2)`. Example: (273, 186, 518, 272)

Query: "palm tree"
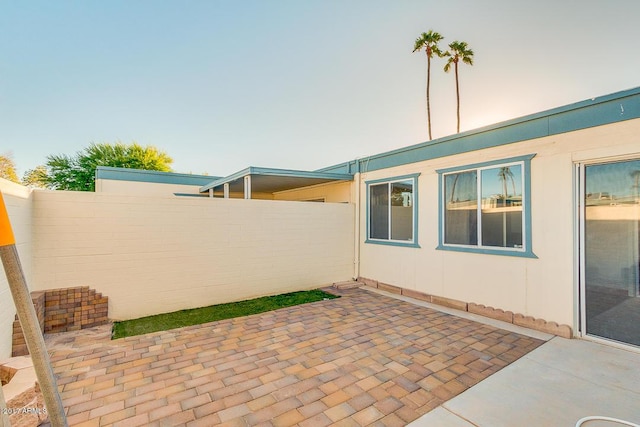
(413, 30, 444, 140)
(443, 41, 474, 133)
(497, 166, 516, 206)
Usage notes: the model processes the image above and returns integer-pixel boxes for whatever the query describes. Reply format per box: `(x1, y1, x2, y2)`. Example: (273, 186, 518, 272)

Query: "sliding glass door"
(581, 159, 640, 347)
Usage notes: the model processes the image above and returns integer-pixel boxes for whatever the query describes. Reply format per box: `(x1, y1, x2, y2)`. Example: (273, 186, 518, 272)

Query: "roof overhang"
(199, 167, 353, 195)
(96, 166, 219, 185)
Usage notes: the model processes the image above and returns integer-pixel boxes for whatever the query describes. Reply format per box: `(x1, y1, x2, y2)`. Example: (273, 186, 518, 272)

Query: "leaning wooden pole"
(0, 192, 68, 427)
(0, 377, 10, 427)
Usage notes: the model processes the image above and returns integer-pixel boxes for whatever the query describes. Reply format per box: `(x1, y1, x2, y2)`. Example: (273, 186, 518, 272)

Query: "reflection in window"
(443, 163, 524, 249)
(391, 181, 413, 240)
(585, 159, 640, 206)
(367, 176, 417, 245)
(584, 158, 640, 346)
(481, 165, 523, 248)
(444, 171, 477, 245)
(370, 184, 389, 240)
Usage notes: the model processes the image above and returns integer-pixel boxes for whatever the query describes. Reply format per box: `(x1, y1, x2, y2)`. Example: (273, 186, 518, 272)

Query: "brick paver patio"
(45, 287, 544, 426)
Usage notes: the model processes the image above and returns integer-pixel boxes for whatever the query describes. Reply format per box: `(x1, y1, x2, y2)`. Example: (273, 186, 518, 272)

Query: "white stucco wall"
(0, 179, 33, 359)
(357, 118, 640, 328)
(95, 178, 204, 196)
(273, 181, 353, 203)
(31, 191, 355, 320)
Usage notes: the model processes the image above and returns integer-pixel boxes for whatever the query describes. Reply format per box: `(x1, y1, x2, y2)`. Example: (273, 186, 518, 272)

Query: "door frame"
(575, 156, 640, 352)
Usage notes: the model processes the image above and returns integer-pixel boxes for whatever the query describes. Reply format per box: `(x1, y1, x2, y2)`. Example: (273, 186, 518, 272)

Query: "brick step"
(332, 280, 364, 290)
(12, 287, 109, 356)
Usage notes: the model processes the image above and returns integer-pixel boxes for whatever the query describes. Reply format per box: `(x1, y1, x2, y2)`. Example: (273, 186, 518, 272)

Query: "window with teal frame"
(366, 173, 420, 247)
(437, 155, 537, 258)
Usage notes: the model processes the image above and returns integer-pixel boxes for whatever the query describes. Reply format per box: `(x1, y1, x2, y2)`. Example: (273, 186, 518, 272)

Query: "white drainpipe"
(353, 170, 361, 281)
(244, 176, 251, 199)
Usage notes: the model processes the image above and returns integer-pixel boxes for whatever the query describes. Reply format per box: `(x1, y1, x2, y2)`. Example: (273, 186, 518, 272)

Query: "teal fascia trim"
(199, 166, 353, 192)
(316, 86, 640, 175)
(200, 168, 250, 193)
(200, 167, 253, 192)
(365, 173, 421, 249)
(435, 154, 536, 174)
(316, 160, 360, 175)
(248, 166, 352, 180)
(365, 173, 422, 185)
(96, 166, 217, 186)
(436, 155, 537, 259)
(548, 88, 640, 134)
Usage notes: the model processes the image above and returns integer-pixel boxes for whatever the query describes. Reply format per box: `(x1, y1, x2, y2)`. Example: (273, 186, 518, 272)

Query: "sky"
(2, 0, 640, 179)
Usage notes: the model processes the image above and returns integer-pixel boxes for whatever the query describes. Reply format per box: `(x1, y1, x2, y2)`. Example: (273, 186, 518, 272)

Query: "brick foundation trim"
(12, 286, 109, 356)
(468, 303, 514, 324)
(358, 276, 572, 339)
(513, 313, 572, 338)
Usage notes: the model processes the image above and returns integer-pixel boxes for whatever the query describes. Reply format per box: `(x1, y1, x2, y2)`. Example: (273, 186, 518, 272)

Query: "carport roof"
(199, 166, 353, 194)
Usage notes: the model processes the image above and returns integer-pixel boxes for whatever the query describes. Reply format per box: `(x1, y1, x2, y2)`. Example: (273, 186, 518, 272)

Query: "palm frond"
(446, 40, 474, 67)
(412, 37, 425, 52)
(425, 30, 443, 42)
(413, 30, 444, 54)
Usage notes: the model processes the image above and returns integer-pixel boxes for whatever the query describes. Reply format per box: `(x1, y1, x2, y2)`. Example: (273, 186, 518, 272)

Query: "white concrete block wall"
(31, 191, 355, 320)
(357, 119, 640, 327)
(97, 179, 277, 200)
(95, 179, 204, 196)
(0, 179, 33, 359)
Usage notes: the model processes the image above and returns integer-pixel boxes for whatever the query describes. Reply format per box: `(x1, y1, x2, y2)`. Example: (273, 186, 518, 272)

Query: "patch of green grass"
(112, 289, 339, 339)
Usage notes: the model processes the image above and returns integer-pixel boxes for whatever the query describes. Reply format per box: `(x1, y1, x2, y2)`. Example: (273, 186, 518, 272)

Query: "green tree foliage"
(413, 30, 444, 141)
(0, 153, 20, 183)
(44, 142, 173, 191)
(443, 41, 474, 133)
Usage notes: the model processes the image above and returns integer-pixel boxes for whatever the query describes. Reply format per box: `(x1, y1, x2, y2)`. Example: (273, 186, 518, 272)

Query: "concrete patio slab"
(42, 287, 545, 426)
(409, 337, 640, 427)
(411, 407, 475, 426)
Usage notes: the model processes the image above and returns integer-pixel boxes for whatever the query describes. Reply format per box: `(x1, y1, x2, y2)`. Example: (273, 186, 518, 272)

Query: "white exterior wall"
(273, 181, 353, 203)
(239, 192, 275, 200)
(95, 178, 204, 196)
(31, 191, 354, 320)
(0, 179, 33, 359)
(358, 118, 640, 327)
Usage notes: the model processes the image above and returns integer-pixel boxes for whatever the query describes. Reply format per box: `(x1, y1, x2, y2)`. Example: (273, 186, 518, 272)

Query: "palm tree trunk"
(503, 180, 507, 203)
(426, 53, 432, 140)
(449, 174, 460, 203)
(455, 62, 460, 133)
